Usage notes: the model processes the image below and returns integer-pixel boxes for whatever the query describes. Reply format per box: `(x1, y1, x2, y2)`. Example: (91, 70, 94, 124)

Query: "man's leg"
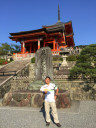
(50, 102, 59, 123)
(45, 101, 51, 123)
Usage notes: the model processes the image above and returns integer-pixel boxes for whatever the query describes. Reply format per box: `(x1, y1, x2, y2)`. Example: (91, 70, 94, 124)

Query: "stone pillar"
(35, 47, 53, 80)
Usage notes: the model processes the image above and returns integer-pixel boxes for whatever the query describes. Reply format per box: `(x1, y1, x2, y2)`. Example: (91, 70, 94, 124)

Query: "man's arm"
(54, 88, 59, 100)
(40, 86, 48, 93)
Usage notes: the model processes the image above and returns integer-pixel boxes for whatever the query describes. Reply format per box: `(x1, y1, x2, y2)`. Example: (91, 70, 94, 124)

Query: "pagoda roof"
(43, 21, 65, 28)
(9, 28, 46, 36)
(9, 21, 72, 38)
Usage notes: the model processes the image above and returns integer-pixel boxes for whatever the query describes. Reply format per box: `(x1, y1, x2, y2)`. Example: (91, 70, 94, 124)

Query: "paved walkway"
(0, 59, 30, 86)
(0, 101, 96, 128)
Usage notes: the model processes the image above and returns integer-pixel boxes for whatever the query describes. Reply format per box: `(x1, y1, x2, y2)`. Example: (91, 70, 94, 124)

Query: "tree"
(10, 44, 21, 53)
(0, 43, 11, 55)
(0, 43, 21, 55)
(69, 44, 96, 82)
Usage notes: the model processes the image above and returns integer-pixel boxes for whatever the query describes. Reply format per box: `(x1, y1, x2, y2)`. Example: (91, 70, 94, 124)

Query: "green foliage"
(31, 57, 35, 63)
(0, 58, 14, 65)
(0, 43, 21, 55)
(0, 59, 6, 65)
(75, 45, 88, 49)
(0, 43, 10, 55)
(70, 44, 96, 81)
(66, 55, 77, 61)
(10, 44, 21, 53)
(53, 55, 63, 61)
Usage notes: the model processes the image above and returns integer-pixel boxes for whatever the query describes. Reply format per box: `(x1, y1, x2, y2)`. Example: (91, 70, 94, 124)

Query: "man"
(40, 76, 61, 127)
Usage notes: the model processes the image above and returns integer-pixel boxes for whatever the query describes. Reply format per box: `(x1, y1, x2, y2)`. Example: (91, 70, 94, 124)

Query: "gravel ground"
(0, 101, 96, 128)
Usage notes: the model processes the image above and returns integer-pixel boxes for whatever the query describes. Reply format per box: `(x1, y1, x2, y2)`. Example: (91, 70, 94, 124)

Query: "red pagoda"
(9, 5, 74, 56)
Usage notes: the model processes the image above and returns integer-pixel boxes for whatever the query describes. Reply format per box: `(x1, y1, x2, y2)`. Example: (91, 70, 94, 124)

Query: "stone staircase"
(0, 59, 31, 85)
(0, 59, 31, 99)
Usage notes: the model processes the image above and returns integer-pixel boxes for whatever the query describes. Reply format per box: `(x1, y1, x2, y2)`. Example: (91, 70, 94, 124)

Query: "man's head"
(45, 76, 51, 85)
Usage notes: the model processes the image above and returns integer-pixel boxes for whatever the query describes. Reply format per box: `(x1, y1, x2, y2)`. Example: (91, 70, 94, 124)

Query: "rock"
(9, 98, 20, 106)
(56, 93, 71, 108)
(34, 94, 43, 107)
(2, 93, 12, 106)
(12, 93, 27, 102)
(20, 98, 30, 107)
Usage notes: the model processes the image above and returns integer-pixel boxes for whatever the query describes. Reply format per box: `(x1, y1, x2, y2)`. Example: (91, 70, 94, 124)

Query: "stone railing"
(0, 55, 8, 60)
(13, 53, 35, 60)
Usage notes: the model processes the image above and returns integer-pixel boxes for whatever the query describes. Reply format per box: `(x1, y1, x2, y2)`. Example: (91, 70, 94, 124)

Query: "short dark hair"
(45, 76, 51, 80)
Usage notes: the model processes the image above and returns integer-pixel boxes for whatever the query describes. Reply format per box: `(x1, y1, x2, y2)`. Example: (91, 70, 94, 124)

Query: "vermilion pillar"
(63, 32, 66, 44)
(21, 42, 23, 53)
(22, 42, 25, 54)
(53, 40, 55, 50)
(21, 41, 25, 54)
(38, 39, 40, 49)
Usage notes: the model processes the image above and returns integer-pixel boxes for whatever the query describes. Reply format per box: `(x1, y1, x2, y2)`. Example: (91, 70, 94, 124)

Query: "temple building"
(9, 5, 74, 55)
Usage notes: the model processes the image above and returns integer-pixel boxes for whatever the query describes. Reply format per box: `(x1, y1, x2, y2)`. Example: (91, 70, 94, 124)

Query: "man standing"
(40, 76, 61, 127)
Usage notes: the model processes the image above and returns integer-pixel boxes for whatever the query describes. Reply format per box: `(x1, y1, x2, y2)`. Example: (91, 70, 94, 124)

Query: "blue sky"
(0, 0, 96, 46)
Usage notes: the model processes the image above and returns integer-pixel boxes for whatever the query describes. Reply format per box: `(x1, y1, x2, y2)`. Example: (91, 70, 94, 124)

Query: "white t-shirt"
(40, 83, 58, 102)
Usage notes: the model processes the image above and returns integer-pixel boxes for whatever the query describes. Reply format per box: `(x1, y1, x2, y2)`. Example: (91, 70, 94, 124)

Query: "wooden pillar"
(21, 41, 25, 54)
(63, 32, 66, 44)
(53, 40, 55, 50)
(38, 39, 40, 49)
(33, 44, 35, 53)
(22, 41, 25, 54)
(44, 40, 45, 47)
(30, 43, 32, 53)
(21, 42, 23, 53)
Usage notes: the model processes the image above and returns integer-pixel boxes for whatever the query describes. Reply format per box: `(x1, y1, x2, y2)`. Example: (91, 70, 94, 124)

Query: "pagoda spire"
(58, 4, 61, 22)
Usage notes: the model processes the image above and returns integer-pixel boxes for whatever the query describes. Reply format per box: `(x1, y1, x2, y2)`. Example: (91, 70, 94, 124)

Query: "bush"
(66, 55, 77, 61)
(69, 44, 96, 81)
(53, 55, 63, 61)
(2, 61, 8, 65)
(0, 59, 7, 65)
(31, 57, 35, 63)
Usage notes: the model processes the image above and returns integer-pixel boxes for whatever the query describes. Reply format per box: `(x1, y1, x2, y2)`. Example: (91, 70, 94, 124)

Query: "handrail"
(0, 71, 17, 76)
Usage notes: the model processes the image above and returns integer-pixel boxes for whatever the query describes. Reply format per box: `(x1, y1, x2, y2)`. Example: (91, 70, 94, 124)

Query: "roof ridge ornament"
(58, 4, 61, 22)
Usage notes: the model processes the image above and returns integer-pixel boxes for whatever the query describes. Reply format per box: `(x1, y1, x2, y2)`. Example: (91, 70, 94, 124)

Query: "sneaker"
(46, 122, 50, 126)
(55, 123, 61, 127)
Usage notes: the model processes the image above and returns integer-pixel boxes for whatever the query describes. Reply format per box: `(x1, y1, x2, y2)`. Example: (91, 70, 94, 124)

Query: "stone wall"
(29, 63, 35, 79)
(16, 64, 29, 77)
(1, 62, 96, 108)
(55, 80, 96, 100)
(8, 77, 96, 101)
(0, 77, 12, 98)
(2, 91, 70, 108)
(10, 76, 34, 92)
(28, 63, 96, 101)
